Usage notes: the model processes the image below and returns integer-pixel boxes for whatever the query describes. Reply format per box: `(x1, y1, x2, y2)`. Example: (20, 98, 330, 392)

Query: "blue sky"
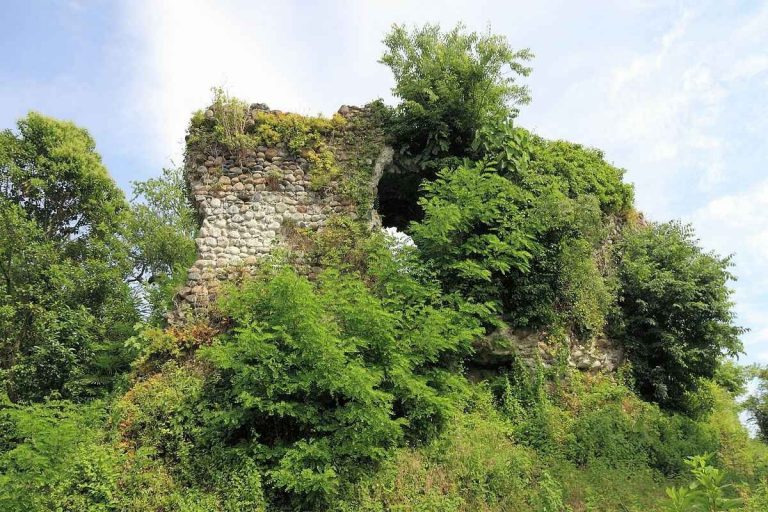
(2, 0, 767, 364)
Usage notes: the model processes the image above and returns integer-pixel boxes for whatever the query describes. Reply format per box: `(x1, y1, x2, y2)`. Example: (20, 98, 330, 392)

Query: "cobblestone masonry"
(173, 103, 391, 318)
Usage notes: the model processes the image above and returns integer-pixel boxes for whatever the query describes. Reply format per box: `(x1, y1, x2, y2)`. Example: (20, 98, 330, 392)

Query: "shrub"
(0, 399, 121, 511)
(116, 362, 208, 471)
(746, 366, 768, 443)
(665, 455, 742, 511)
(381, 23, 532, 172)
(409, 160, 539, 318)
(197, 262, 479, 508)
(615, 222, 743, 412)
(337, 388, 562, 512)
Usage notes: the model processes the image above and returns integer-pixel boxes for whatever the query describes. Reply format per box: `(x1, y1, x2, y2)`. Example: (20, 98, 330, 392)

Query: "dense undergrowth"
(2, 22, 768, 511)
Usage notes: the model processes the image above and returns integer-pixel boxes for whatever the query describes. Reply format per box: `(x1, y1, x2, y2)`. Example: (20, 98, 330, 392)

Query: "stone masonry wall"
(171, 98, 623, 372)
(173, 103, 390, 318)
(471, 327, 624, 375)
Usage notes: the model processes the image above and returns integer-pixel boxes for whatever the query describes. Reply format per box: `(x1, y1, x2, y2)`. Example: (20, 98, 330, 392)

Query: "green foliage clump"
(337, 373, 754, 512)
(381, 23, 532, 171)
(742, 366, 768, 443)
(410, 160, 538, 296)
(0, 113, 197, 402)
(197, 86, 255, 156)
(665, 455, 743, 511)
(113, 221, 481, 509)
(527, 135, 634, 216)
(336, 388, 567, 512)
(116, 363, 207, 468)
(410, 116, 621, 336)
(128, 166, 197, 323)
(197, 259, 479, 508)
(745, 366, 768, 443)
(615, 222, 744, 412)
(0, 398, 121, 511)
(0, 113, 139, 401)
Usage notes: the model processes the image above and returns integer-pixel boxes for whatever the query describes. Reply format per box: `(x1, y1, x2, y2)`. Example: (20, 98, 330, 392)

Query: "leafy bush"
(665, 455, 742, 511)
(381, 23, 532, 172)
(194, 257, 479, 508)
(409, 155, 616, 335)
(116, 363, 207, 470)
(409, 160, 539, 312)
(527, 136, 634, 216)
(615, 222, 744, 412)
(337, 388, 565, 512)
(0, 399, 121, 511)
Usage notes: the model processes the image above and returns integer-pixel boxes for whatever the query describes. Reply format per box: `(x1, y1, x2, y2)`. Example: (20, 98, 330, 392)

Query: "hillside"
(1, 24, 767, 512)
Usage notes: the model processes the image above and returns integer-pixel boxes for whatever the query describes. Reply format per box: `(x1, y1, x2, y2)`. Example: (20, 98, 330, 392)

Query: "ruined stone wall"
(171, 98, 623, 372)
(173, 103, 390, 318)
(471, 328, 624, 376)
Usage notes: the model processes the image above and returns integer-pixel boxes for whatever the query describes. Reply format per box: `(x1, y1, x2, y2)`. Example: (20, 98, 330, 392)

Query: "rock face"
(471, 327, 624, 376)
(172, 103, 390, 319)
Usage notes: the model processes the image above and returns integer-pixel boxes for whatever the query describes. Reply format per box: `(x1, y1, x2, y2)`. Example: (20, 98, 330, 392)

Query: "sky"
(1, 0, 767, 364)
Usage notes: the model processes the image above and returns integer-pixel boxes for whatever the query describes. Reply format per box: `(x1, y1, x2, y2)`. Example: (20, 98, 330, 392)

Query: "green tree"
(0, 113, 138, 401)
(381, 23, 532, 172)
(410, 117, 623, 335)
(128, 166, 197, 323)
(615, 222, 743, 411)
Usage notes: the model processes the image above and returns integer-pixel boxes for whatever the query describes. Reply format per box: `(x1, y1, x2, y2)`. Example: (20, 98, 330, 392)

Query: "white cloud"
(119, 0, 317, 166)
(118, 0, 552, 166)
(519, 3, 768, 216)
(692, 180, 768, 259)
(690, 180, 768, 361)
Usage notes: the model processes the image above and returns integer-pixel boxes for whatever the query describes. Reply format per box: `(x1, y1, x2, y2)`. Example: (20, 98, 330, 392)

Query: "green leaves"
(381, 23, 532, 171)
(0, 399, 121, 511)
(616, 222, 743, 412)
(192, 257, 478, 507)
(745, 365, 768, 442)
(127, 167, 197, 322)
(411, 161, 538, 308)
(1, 112, 129, 246)
(0, 114, 140, 402)
(665, 455, 743, 511)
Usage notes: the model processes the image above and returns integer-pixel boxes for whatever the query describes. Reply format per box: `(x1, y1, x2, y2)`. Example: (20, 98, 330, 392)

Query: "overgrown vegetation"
(614, 222, 743, 412)
(187, 87, 347, 192)
(1, 22, 766, 512)
(381, 23, 532, 173)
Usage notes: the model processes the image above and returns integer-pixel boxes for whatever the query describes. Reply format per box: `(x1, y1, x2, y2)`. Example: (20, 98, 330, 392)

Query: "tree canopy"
(381, 23, 533, 172)
(0, 114, 196, 402)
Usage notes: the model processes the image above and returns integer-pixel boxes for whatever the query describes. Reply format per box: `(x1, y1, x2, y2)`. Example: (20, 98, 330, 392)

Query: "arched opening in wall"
(375, 166, 424, 232)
